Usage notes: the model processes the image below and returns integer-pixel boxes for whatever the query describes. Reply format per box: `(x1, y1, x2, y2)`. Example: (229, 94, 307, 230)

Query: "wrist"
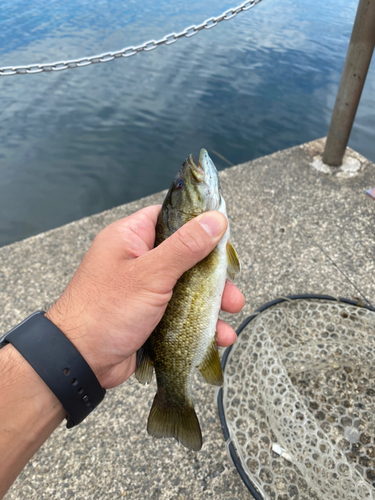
(0, 343, 65, 425)
(45, 303, 106, 386)
(1, 310, 106, 429)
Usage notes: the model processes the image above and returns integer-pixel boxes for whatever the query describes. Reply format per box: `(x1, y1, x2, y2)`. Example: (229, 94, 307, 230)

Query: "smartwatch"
(0, 311, 106, 428)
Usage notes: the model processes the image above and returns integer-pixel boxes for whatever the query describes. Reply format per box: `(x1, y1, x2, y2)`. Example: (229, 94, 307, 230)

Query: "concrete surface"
(1, 138, 375, 499)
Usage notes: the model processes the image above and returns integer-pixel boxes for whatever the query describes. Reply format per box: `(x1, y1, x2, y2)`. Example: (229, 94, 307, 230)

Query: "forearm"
(0, 344, 65, 499)
(0, 207, 242, 498)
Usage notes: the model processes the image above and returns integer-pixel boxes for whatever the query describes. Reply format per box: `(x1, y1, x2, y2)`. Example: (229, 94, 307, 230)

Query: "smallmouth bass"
(135, 149, 240, 451)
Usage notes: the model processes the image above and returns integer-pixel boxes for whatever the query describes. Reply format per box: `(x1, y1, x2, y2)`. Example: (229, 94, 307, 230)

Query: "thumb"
(144, 211, 227, 289)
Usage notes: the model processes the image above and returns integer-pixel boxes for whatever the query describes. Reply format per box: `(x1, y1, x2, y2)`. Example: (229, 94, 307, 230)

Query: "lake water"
(0, 0, 374, 248)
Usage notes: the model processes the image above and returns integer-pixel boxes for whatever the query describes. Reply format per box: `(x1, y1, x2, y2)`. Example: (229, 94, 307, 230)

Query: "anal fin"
(135, 342, 154, 384)
(198, 337, 224, 386)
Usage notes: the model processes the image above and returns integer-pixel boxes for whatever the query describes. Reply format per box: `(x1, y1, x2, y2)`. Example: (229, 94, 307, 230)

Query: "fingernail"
(198, 212, 227, 237)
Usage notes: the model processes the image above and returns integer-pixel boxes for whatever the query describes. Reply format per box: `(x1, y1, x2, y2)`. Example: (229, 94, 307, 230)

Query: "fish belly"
(146, 243, 227, 451)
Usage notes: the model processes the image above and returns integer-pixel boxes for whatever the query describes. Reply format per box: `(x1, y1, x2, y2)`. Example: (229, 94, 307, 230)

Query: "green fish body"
(135, 149, 240, 451)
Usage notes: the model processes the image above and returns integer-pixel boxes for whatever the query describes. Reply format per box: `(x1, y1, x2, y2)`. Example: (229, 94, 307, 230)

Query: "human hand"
(46, 205, 244, 390)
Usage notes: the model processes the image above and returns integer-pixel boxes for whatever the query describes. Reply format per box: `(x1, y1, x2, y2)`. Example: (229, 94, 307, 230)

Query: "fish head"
(166, 149, 222, 218)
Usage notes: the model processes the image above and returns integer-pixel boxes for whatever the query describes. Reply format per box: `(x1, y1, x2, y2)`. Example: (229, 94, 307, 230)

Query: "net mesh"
(221, 299, 375, 499)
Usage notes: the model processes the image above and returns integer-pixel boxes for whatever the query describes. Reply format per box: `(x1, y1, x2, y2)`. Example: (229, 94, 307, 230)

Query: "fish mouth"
(198, 148, 220, 186)
(185, 149, 219, 184)
(186, 154, 205, 182)
(198, 148, 222, 210)
(198, 149, 210, 172)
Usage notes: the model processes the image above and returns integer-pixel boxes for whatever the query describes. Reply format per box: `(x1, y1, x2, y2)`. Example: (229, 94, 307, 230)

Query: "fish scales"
(135, 149, 240, 451)
(151, 248, 224, 393)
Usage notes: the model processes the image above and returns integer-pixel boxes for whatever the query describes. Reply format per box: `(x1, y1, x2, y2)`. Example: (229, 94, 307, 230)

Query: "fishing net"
(218, 295, 375, 500)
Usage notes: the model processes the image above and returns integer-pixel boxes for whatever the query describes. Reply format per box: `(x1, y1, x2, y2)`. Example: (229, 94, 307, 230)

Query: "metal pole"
(322, 0, 375, 166)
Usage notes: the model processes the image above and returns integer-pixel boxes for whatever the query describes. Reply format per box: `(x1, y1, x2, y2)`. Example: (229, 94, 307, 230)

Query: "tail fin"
(147, 392, 202, 451)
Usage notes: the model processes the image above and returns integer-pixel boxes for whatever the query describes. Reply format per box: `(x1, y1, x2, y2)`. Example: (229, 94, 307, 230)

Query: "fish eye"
(175, 178, 185, 190)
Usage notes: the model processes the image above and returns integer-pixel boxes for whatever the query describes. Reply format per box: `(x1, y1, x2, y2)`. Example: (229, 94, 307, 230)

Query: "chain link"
(0, 0, 263, 76)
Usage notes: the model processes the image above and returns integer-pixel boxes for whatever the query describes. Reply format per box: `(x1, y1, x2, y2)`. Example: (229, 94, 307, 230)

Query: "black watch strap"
(0, 311, 106, 428)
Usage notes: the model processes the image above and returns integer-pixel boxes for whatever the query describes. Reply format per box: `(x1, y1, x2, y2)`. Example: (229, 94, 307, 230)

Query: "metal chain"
(0, 0, 263, 76)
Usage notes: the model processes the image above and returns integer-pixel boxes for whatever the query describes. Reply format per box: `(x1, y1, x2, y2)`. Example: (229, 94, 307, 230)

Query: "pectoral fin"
(198, 337, 223, 386)
(226, 241, 240, 280)
(135, 342, 154, 384)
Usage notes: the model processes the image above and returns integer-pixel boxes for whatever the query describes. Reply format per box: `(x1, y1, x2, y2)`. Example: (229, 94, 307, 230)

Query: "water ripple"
(0, 0, 373, 246)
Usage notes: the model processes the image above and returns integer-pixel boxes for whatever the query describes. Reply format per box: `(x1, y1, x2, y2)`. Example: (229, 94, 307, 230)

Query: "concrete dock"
(2, 137, 375, 499)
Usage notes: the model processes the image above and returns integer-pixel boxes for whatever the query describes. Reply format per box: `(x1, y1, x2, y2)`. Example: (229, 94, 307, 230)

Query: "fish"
(135, 148, 240, 451)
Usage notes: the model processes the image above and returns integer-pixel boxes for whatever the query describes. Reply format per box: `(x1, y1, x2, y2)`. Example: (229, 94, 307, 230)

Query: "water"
(0, 0, 374, 248)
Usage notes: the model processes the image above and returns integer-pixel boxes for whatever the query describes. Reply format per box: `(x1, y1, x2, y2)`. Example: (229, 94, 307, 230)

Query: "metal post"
(323, 0, 375, 166)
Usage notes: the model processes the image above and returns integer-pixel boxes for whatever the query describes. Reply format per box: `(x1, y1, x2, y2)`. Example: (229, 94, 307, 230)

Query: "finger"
(216, 319, 237, 347)
(93, 205, 162, 260)
(129, 205, 162, 235)
(138, 204, 162, 225)
(145, 211, 227, 291)
(118, 205, 162, 252)
(221, 281, 245, 313)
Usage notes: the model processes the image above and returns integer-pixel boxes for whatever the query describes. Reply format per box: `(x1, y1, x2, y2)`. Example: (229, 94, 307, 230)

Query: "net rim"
(217, 294, 375, 500)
